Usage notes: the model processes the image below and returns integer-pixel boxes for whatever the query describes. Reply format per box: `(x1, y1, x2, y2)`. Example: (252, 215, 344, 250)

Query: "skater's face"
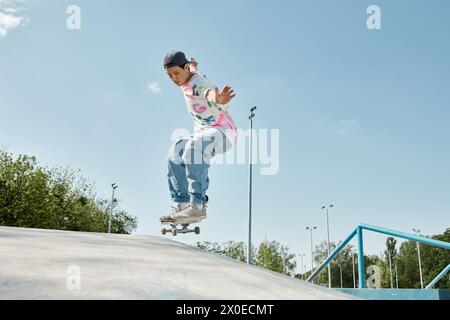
(164, 65, 192, 86)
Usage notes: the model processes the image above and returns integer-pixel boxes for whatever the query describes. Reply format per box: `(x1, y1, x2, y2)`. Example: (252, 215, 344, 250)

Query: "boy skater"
(160, 50, 238, 225)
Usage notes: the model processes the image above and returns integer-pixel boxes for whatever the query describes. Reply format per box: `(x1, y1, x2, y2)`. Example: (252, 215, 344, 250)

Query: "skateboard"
(161, 220, 201, 236)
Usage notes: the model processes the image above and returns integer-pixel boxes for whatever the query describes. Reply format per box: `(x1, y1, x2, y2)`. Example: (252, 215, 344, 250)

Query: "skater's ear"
(178, 62, 188, 72)
(183, 63, 193, 73)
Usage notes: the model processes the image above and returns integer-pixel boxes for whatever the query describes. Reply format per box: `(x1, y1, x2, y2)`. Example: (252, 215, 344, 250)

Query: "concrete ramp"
(0, 227, 356, 300)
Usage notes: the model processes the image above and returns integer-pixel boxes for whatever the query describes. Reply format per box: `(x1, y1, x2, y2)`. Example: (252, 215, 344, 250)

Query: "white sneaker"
(160, 202, 190, 222)
(171, 203, 207, 224)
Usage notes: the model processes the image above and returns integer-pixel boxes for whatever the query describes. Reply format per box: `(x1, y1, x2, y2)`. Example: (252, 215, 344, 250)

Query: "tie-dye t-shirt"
(181, 73, 238, 145)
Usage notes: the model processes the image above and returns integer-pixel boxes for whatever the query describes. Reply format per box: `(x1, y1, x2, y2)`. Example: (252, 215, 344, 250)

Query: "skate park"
(0, 226, 355, 300)
(1, 225, 449, 300)
(1, 0, 450, 302)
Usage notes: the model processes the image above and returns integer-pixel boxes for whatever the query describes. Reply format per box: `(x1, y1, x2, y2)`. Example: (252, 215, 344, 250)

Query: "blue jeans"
(167, 128, 233, 205)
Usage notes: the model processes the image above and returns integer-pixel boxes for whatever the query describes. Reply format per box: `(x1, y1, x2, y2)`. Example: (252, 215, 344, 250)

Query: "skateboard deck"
(161, 219, 201, 236)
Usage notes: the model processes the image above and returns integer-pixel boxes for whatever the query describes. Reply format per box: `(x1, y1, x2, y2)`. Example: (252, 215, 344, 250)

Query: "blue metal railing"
(425, 264, 450, 289)
(306, 224, 450, 289)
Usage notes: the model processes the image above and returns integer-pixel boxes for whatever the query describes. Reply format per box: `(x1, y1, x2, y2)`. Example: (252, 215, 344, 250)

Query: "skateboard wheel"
(172, 229, 177, 236)
(194, 227, 200, 235)
(161, 229, 166, 235)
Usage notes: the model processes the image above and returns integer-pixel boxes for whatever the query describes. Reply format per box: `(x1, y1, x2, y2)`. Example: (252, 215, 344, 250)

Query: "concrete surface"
(0, 226, 357, 300)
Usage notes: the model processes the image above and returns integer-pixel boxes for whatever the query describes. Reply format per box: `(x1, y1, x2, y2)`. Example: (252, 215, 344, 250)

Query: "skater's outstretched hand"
(207, 85, 236, 105)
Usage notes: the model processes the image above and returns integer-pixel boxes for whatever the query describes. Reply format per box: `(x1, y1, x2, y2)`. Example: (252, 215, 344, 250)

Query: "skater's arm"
(205, 85, 236, 105)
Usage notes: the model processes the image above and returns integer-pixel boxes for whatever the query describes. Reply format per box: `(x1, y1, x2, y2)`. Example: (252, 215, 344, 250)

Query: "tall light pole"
(108, 183, 118, 234)
(388, 250, 393, 289)
(247, 106, 257, 264)
(321, 204, 333, 288)
(395, 259, 399, 289)
(412, 228, 424, 289)
(299, 254, 306, 280)
(306, 226, 317, 279)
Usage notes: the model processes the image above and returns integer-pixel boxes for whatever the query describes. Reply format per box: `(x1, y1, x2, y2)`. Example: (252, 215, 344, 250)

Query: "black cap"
(164, 50, 188, 68)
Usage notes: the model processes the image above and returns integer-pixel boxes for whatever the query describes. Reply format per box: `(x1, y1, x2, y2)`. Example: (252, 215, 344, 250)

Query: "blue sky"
(1, 0, 449, 274)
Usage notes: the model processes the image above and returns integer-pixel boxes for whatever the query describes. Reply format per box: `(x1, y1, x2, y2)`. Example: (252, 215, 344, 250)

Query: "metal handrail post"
(357, 226, 365, 288)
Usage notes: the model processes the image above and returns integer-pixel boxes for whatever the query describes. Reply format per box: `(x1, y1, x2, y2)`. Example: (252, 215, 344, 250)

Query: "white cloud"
(0, 11, 23, 28)
(339, 118, 359, 135)
(0, 0, 28, 40)
(4, 7, 17, 13)
(147, 82, 161, 94)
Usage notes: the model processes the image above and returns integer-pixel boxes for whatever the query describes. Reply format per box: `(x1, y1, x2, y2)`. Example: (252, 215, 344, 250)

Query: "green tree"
(309, 241, 358, 288)
(381, 237, 398, 288)
(196, 241, 226, 255)
(310, 240, 334, 286)
(331, 245, 354, 288)
(397, 240, 421, 288)
(197, 239, 296, 276)
(254, 238, 296, 276)
(0, 150, 137, 234)
(221, 241, 247, 262)
(392, 229, 450, 289)
(418, 229, 450, 289)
